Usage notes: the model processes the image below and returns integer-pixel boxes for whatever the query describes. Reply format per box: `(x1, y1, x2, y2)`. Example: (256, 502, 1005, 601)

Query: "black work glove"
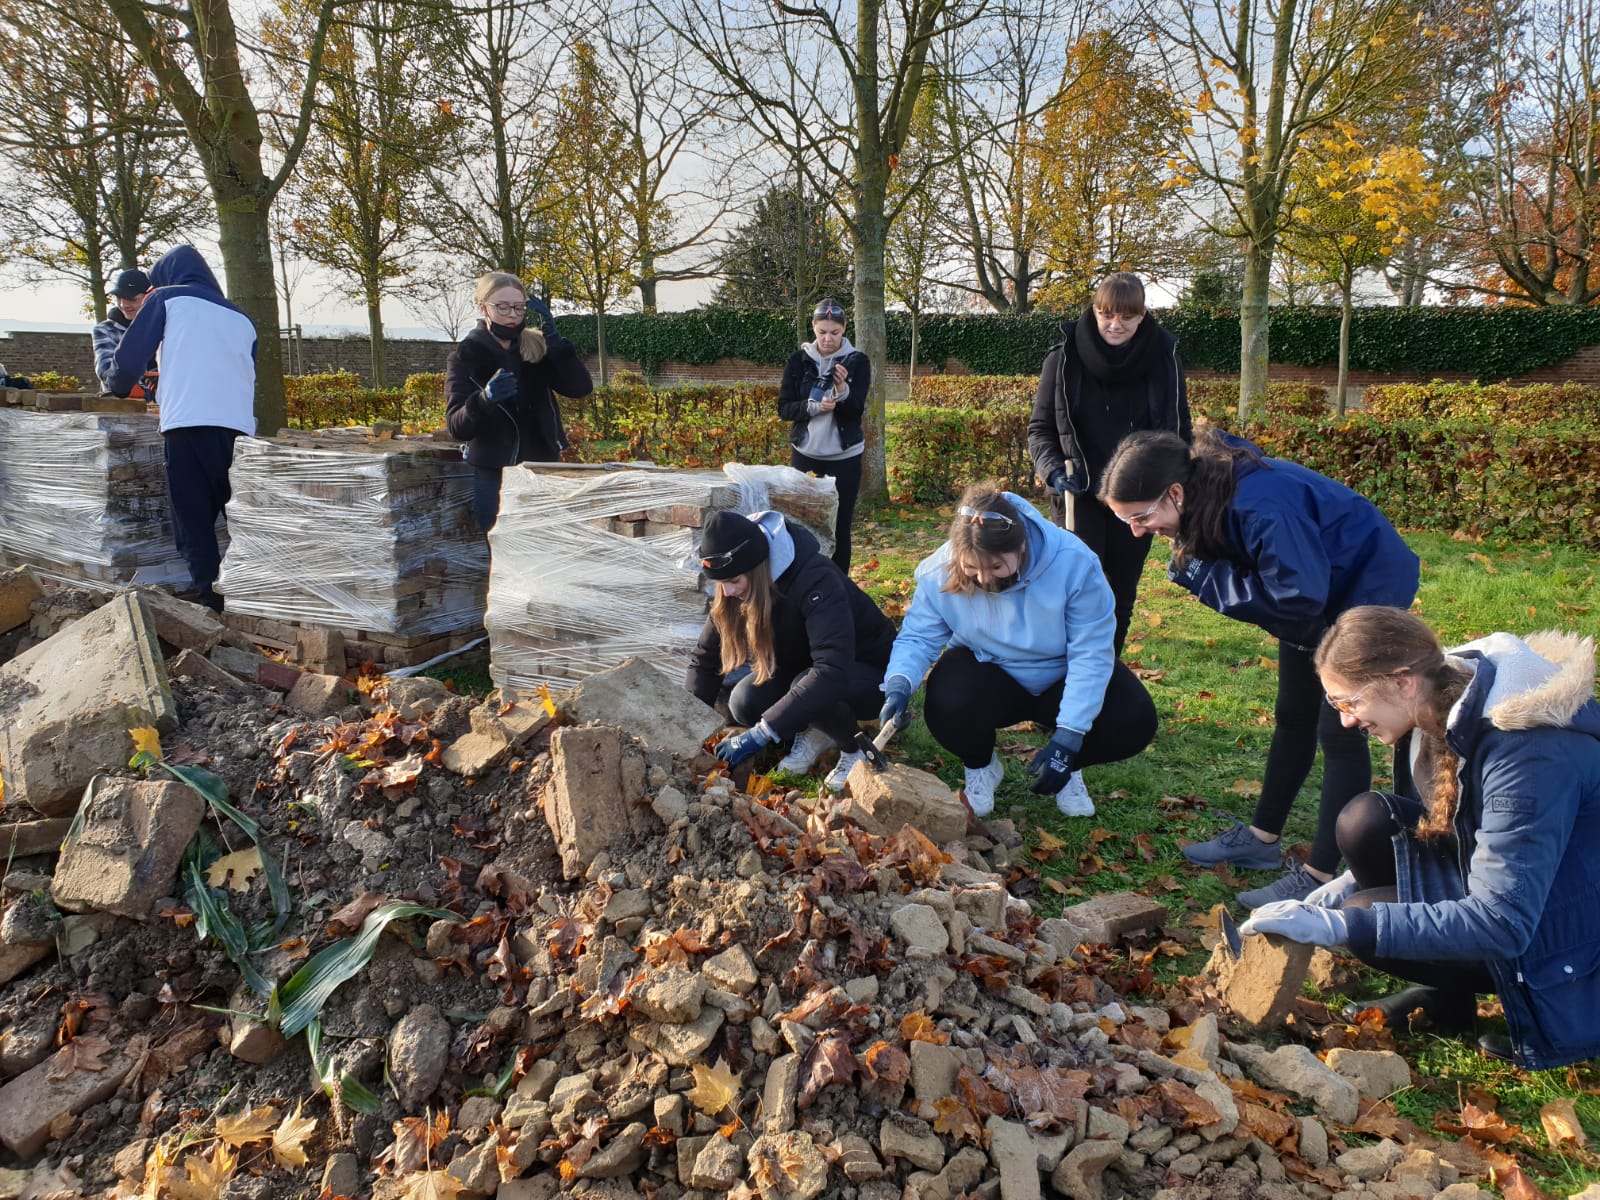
(1026, 727, 1084, 795)
(525, 295, 557, 338)
(484, 369, 519, 405)
(1047, 468, 1070, 494)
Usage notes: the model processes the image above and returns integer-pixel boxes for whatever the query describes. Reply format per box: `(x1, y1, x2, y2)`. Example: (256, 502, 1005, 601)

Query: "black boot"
(1341, 985, 1477, 1034)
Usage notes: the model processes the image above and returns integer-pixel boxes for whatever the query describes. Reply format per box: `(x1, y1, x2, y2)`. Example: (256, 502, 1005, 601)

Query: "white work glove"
(1304, 870, 1358, 910)
(1238, 900, 1350, 951)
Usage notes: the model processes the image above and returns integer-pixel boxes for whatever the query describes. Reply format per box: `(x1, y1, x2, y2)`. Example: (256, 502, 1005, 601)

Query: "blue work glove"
(1305, 870, 1358, 909)
(525, 295, 557, 337)
(1026, 727, 1084, 795)
(484, 369, 519, 405)
(1046, 468, 1070, 495)
(714, 720, 777, 767)
(1238, 900, 1350, 950)
(878, 675, 913, 729)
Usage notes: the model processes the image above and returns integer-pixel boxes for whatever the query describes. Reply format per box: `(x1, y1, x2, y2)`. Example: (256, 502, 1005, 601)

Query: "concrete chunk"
(542, 725, 651, 879)
(443, 730, 510, 777)
(0, 593, 176, 815)
(1228, 1042, 1359, 1127)
(846, 761, 969, 845)
(470, 698, 550, 747)
(1325, 1048, 1412, 1099)
(1208, 932, 1315, 1028)
(0, 818, 71, 859)
(131, 587, 227, 653)
(287, 672, 348, 718)
(0, 567, 43, 636)
(167, 648, 255, 693)
(1058, 892, 1167, 945)
(50, 779, 205, 919)
(0, 1042, 134, 1157)
(558, 656, 721, 762)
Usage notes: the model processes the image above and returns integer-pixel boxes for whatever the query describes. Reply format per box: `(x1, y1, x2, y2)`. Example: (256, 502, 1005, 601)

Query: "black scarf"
(1074, 309, 1160, 382)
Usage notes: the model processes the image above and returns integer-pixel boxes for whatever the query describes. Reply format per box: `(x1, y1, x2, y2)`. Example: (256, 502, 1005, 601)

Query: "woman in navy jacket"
(1100, 429, 1419, 907)
(1241, 606, 1600, 1069)
(445, 272, 593, 531)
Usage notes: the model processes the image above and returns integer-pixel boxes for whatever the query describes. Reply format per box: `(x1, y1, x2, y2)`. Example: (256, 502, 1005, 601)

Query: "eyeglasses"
(1114, 498, 1165, 526)
(699, 539, 751, 571)
(813, 303, 845, 323)
(956, 505, 1017, 530)
(1324, 686, 1371, 715)
(488, 302, 526, 316)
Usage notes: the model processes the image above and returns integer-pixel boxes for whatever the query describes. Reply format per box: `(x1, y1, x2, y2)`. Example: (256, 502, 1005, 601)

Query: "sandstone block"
(1325, 1047, 1412, 1099)
(0, 567, 43, 636)
(50, 779, 204, 920)
(1229, 1043, 1359, 1127)
(890, 903, 949, 957)
(167, 648, 255, 693)
(0, 1042, 134, 1156)
(287, 672, 348, 718)
(1058, 893, 1167, 945)
(542, 725, 650, 879)
(296, 626, 347, 675)
(443, 729, 511, 778)
(470, 698, 550, 747)
(0, 818, 71, 859)
(131, 587, 227, 653)
(846, 762, 969, 845)
(1208, 931, 1315, 1028)
(559, 656, 722, 761)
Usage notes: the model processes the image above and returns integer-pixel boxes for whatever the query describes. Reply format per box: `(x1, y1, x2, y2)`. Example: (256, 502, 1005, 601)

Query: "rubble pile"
(0, 409, 189, 588)
(0, 585, 1552, 1200)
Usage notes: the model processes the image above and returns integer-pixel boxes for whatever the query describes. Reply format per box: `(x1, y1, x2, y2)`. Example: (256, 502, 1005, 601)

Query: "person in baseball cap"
(93, 268, 154, 393)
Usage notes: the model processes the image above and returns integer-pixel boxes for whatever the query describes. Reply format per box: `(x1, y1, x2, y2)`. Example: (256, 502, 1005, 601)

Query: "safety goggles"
(956, 505, 1017, 530)
(699, 539, 751, 571)
(1113, 498, 1164, 527)
(1324, 686, 1371, 715)
(813, 302, 845, 323)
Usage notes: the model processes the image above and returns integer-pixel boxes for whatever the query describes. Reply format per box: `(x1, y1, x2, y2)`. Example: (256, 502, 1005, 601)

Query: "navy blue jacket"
(1167, 436, 1419, 647)
(1341, 632, 1600, 1070)
(445, 324, 592, 469)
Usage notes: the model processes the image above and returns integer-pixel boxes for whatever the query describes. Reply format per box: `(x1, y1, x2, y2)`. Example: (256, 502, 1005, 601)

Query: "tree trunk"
(1238, 241, 1272, 421)
(367, 297, 387, 389)
(853, 205, 888, 503)
(596, 297, 609, 387)
(638, 239, 657, 312)
(1336, 262, 1353, 416)
(87, 251, 108, 324)
(214, 191, 287, 434)
(907, 307, 919, 403)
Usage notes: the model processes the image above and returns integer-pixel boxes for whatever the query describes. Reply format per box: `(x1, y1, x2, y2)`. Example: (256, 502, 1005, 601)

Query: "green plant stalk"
(305, 1018, 380, 1115)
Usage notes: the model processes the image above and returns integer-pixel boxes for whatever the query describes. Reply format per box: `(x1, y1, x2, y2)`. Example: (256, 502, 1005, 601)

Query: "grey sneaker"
(1237, 861, 1321, 908)
(1181, 820, 1282, 870)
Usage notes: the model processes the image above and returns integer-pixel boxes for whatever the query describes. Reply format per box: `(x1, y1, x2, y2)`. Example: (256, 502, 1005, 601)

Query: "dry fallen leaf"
(686, 1058, 741, 1116)
(398, 1168, 467, 1200)
(1538, 1097, 1586, 1151)
(1227, 779, 1264, 797)
(215, 1105, 277, 1147)
(900, 1010, 948, 1045)
(204, 847, 264, 893)
(164, 1143, 237, 1200)
(272, 1100, 317, 1167)
(128, 725, 164, 761)
(46, 1034, 113, 1080)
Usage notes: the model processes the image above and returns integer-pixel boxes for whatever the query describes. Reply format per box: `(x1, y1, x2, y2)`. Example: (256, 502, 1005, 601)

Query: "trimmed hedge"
(553, 306, 1600, 380)
(1362, 380, 1600, 428)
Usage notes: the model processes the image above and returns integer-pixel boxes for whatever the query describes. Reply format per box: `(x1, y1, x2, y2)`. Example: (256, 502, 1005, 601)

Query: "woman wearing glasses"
(688, 509, 896, 790)
(445, 272, 594, 530)
(1239, 606, 1600, 1069)
(1028, 273, 1190, 657)
(778, 298, 871, 571)
(1100, 429, 1419, 908)
(878, 485, 1157, 818)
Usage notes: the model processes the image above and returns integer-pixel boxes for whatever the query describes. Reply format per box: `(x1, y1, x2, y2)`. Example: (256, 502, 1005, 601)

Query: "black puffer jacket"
(1028, 311, 1189, 496)
(776, 347, 871, 453)
(445, 324, 593, 469)
(687, 519, 895, 738)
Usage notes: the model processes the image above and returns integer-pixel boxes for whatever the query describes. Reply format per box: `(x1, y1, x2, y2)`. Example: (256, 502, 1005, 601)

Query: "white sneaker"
(823, 750, 866, 792)
(776, 726, 831, 774)
(963, 754, 1004, 817)
(1055, 771, 1095, 817)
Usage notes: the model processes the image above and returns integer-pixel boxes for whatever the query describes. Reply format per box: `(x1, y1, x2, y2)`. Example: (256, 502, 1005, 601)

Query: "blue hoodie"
(884, 494, 1117, 735)
(108, 245, 257, 435)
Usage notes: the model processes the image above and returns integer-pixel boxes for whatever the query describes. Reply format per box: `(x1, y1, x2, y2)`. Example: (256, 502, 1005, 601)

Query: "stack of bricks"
(216, 431, 489, 667)
(486, 463, 837, 696)
(0, 408, 189, 588)
(1, 387, 149, 414)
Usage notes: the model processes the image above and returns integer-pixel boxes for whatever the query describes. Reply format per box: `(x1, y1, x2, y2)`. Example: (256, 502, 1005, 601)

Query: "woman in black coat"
(445, 272, 594, 531)
(1027, 273, 1189, 655)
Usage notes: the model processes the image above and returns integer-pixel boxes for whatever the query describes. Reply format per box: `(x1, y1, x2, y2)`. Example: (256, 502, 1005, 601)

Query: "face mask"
(489, 316, 525, 340)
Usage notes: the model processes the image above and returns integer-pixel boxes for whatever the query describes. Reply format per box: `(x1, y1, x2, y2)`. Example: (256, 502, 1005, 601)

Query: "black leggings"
(727, 661, 885, 749)
(1050, 491, 1152, 658)
(1336, 791, 1494, 994)
(1252, 641, 1373, 874)
(791, 449, 861, 573)
(922, 646, 1157, 770)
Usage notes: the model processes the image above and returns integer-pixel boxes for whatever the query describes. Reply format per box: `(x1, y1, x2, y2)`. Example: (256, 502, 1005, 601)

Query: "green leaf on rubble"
(159, 761, 292, 938)
(305, 1018, 381, 1115)
(275, 901, 456, 1038)
(182, 834, 274, 999)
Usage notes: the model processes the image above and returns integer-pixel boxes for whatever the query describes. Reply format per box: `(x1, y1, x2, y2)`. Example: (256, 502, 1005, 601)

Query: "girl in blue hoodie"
(879, 484, 1157, 818)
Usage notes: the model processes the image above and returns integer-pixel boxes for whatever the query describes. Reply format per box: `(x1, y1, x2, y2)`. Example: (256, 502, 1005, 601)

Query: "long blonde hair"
(712, 561, 777, 683)
(1316, 606, 1472, 841)
(474, 272, 546, 363)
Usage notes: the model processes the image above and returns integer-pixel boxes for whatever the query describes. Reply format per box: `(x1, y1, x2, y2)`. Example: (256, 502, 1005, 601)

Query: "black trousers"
(791, 449, 862, 573)
(1050, 490, 1151, 658)
(727, 661, 886, 748)
(163, 425, 239, 605)
(922, 645, 1157, 770)
(1251, 642, 1374, 874)
(473, 465, 503, 532)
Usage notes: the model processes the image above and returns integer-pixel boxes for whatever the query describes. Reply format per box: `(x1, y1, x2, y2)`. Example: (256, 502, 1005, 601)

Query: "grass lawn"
(846, 501, 1600, 1188)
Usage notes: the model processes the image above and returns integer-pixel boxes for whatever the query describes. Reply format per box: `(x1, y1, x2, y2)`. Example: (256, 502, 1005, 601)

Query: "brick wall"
(6, 326, 1599, 390)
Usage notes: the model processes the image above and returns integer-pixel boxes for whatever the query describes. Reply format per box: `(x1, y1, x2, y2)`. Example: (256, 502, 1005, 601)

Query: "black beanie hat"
(698, 510, 769, 580)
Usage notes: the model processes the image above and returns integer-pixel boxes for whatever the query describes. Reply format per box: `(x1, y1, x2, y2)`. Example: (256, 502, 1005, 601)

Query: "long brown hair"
(1316, 606, 1473, 840)
(474, 272, 547, 363)
(942, 484, 1028, 593)
(712, 560, 777, 683)
(1099, 428, 1262, 569)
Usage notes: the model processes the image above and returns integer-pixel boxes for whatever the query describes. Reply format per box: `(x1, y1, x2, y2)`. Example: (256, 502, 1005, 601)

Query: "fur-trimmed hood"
(1449, 630, 1600, 735)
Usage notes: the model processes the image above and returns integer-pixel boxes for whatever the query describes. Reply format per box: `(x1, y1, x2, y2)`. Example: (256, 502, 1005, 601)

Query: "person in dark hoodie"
(777, 298, 871, 572)
(108, 246, 257, 612)
(1240, 607, 1600, 1070)
(1028, 273, 1189, 656)
(92, 268, 155, 395)
(445, 272, 594, 531)
(1100, 429, 1420, 909)
(688, 509, 896, 791)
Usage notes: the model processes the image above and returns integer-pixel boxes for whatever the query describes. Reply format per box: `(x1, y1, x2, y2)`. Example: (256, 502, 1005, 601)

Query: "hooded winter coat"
(686, 512, 895, 739)
(107, 245, 257, 434)
(1167, 435, 1420, 649)
(884, 494, 1117, 736)
(445, 323, 592, 469)
(1340, 631, 1600, 1070)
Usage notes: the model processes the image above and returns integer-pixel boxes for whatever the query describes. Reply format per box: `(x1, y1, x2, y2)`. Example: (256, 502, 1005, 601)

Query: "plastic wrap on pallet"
(0, 408, 189, 587)
(487, 463, 838, 694)
(216, 437, 488, 636)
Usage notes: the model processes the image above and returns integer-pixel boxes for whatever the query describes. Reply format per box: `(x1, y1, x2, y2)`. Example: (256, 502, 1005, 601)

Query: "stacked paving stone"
(0, 387, 147, 414)
(216, 432, 489, 658)
(487, 463, 838, 695)
(0, 408, 188, 587)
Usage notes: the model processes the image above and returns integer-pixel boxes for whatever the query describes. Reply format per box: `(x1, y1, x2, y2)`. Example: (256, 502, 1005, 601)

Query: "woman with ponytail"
(1236, 606, 1600, 1069)
(445, 272, 593, 530)
(1100, 429, 1419, 907)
